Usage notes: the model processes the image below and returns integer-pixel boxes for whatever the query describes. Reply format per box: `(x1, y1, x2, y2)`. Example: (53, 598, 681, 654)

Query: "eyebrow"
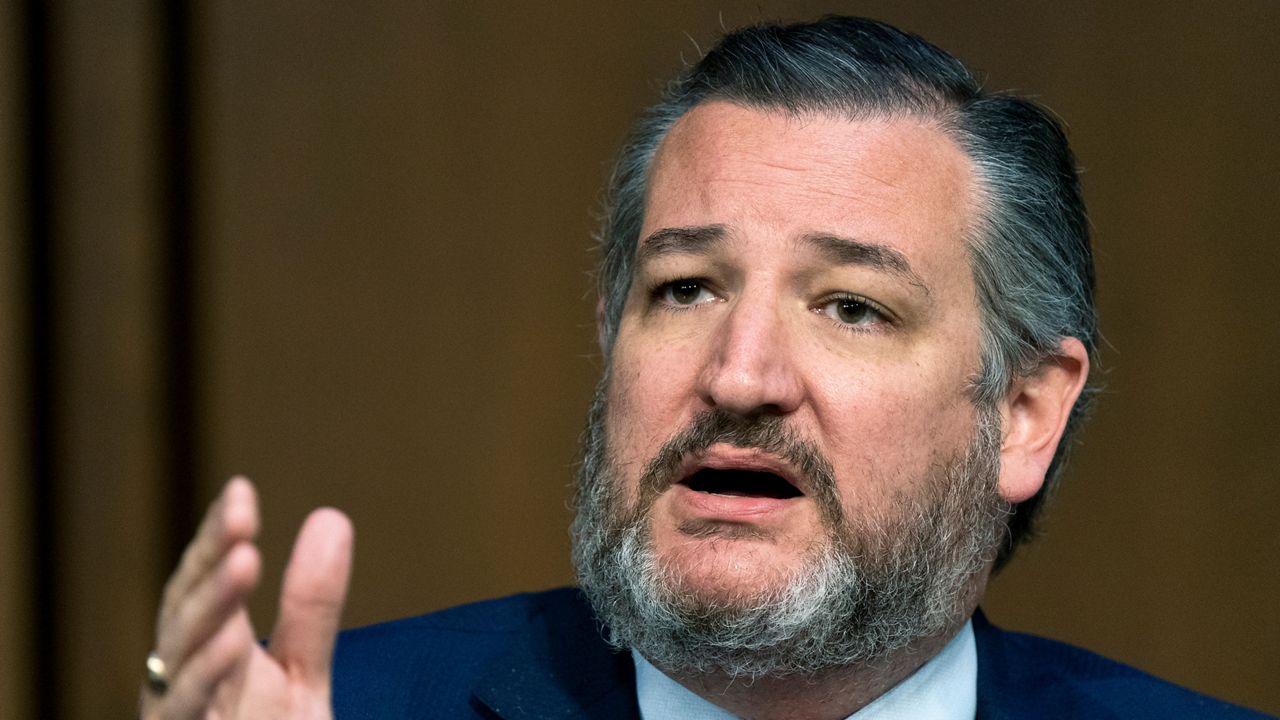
(635, 225, 728, 263)
(803, 232, 931, 296)
(636, 225, 931, 297)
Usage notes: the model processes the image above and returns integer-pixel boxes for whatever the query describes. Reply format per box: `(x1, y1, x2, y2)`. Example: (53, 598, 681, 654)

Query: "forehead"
(643, 102, 977, 291)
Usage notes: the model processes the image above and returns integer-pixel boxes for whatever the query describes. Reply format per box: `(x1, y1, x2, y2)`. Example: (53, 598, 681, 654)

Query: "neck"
(657, 620, 963, 720)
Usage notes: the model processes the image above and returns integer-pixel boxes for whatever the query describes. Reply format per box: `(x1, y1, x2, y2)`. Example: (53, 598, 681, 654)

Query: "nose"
(695, 296, 804, 418)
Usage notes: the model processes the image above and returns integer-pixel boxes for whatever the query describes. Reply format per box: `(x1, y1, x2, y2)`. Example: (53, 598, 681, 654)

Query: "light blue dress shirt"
(633, 620, 977, 719)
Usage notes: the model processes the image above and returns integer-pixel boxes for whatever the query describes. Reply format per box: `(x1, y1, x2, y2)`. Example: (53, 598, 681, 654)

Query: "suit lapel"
(973, 608, 1017, 720)
(973, 608, 1122, 720)
(471, 589, 641, 720)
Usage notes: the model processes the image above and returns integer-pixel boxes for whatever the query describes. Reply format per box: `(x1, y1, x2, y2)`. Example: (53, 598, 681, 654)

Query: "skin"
(139, 478, 352, 719)
(610, 102, 983, 602)
(143, 102, 1086, 719)
(603, 102, 1088, 718)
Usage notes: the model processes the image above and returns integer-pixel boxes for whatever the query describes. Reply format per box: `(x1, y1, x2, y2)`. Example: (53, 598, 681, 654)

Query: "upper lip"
(675, 445, 806, 496)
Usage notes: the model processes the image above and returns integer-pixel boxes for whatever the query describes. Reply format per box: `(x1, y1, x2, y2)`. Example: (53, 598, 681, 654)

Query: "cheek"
(813, 367, 977, 508)
(603, 334, 700, 481)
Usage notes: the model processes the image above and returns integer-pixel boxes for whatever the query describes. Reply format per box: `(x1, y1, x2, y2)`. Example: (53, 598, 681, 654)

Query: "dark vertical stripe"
(158, 0, 199, 569)
(21, 0, 56, 716)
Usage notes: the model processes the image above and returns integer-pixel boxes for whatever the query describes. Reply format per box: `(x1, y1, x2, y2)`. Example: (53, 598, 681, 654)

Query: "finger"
(161, 477, 259, 620)
(156, 540, 261, 671)
(268, 507, 354, 684)
(143, 608, 257, 720)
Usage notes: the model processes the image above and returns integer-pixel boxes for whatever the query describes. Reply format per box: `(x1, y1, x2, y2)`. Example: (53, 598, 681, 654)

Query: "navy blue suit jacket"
(331, 587, 1272, 719)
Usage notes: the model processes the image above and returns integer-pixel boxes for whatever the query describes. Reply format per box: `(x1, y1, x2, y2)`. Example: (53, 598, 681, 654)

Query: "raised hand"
(140, 477, 354, 719)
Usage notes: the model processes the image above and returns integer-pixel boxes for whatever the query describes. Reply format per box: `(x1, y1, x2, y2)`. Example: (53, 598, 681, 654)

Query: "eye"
(657, 278, 716, 307)
(815, 294, 890, 328)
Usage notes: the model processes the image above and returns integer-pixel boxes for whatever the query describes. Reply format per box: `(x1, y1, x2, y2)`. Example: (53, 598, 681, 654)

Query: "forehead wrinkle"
(697, 152, 910, 214)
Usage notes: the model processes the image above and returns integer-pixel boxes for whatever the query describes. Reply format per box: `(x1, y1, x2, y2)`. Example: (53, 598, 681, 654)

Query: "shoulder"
(339, 586, 587, 639)
(974, 610, 1274, 720)
(331, 587, 599, 719)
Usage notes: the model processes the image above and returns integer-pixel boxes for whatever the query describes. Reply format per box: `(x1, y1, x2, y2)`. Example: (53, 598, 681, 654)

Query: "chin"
(653, 528, 805, 605)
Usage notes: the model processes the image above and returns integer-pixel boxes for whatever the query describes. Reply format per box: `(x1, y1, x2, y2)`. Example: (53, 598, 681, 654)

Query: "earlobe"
(997, 338, 1090, 504)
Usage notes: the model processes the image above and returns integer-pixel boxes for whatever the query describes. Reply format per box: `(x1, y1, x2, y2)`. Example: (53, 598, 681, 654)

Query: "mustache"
(634, 409, 844, 528)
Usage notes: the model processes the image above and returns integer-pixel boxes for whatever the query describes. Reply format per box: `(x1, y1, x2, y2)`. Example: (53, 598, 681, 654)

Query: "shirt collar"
(633, 620, 977, 720)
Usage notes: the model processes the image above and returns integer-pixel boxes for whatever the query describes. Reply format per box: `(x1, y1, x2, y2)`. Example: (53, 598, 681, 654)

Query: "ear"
(997, 337, 1090, 504)
(596, 298, 608, 355)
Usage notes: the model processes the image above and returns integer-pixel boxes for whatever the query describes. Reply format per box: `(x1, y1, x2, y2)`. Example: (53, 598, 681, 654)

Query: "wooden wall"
(2, 0, 31, 715)
(5, 2, 1278, 717)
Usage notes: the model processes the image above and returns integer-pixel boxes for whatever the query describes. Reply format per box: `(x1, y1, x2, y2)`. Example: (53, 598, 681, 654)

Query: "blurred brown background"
(3, 1, 1278, 717)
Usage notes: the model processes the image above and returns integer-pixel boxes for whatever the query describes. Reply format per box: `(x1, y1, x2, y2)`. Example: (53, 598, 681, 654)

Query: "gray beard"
(570, 379, 1011, 679)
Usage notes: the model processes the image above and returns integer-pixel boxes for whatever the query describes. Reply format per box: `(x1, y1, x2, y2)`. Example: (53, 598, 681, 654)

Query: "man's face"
(607, 102, 988, 597)
(573, 102, 1008, 674)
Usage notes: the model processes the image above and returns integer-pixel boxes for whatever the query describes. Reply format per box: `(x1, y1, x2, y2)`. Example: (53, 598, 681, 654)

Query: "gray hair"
(594, 16, 1097, 567)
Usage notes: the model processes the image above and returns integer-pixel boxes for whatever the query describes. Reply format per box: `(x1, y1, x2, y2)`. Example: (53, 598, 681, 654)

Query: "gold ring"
(145, 651, 170, 696)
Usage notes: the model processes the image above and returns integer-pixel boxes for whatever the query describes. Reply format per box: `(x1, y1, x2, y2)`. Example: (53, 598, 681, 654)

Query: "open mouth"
(680, 468, 803, 500)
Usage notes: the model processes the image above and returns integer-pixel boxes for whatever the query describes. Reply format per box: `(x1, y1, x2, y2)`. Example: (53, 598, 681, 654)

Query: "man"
(139, 16, 1272, 720)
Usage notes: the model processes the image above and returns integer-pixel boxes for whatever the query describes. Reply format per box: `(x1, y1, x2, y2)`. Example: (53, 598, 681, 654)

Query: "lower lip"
(670, 483, 803, 521)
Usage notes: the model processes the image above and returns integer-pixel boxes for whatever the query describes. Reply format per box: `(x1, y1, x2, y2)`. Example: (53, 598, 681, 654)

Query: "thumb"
(268, 507, 354, 684)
